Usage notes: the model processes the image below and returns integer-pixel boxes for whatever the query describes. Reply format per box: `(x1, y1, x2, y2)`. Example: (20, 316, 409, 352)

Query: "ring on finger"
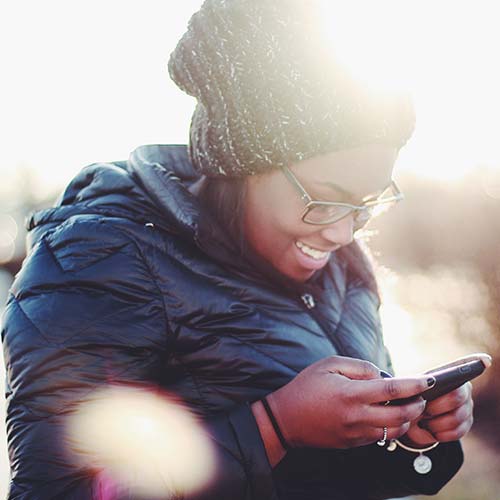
(377, 426, 388, 446)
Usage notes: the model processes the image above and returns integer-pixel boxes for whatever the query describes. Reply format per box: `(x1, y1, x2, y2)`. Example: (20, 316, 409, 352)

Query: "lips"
(295, 240, 340, 259)
(295, 241, 329, 260)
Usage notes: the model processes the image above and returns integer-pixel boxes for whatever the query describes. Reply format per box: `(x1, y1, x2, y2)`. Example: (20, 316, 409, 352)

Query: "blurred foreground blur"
(67, 386, 216, 498)
(1, 166, 500, 499)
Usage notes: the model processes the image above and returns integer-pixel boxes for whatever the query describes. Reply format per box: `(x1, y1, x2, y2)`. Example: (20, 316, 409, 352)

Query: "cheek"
(270, 213, 313, 246)
(244, 175, 315, 253)
(259, 200, 303, 241)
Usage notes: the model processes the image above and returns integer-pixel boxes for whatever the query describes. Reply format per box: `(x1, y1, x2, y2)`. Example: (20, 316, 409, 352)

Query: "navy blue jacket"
(2, 145, 463, 499)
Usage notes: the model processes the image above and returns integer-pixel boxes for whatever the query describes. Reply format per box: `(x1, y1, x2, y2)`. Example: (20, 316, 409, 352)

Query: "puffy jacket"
(2, 145, 463, 499)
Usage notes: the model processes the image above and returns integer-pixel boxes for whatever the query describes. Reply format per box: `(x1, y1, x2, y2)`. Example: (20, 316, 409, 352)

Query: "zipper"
(299, 292, 345, 355)
(300, 293, 315, 309)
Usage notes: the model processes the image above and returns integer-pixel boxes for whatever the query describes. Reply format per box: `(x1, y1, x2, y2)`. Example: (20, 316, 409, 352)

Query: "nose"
(319, 214, 354, 247)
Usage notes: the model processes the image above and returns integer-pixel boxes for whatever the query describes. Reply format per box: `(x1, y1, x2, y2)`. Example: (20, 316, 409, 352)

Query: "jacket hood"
(27, 145, 264, 284)
(28, 145, 208, 246)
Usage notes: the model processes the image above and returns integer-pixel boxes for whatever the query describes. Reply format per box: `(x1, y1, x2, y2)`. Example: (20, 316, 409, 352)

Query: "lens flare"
(318, 0, 416, 92)
(66, 386, 216, 499)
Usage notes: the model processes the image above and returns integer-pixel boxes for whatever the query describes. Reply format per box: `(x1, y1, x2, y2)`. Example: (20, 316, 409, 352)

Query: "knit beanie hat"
(168, 0, 415, 177)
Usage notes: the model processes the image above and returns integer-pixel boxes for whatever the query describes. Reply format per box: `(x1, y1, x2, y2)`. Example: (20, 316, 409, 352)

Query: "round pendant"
(413, 454, 433, 474)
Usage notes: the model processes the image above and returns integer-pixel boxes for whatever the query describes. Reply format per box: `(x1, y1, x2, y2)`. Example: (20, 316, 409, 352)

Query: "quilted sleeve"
(1, 218, 277, 500)
(1, 218, 169, 499)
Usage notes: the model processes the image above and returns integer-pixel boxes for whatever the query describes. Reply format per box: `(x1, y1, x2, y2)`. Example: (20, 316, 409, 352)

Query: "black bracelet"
(261, 396, 290, 450)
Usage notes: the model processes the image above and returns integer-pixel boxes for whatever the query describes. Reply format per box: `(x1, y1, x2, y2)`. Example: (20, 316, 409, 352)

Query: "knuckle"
(453, 390, 467, 406)
(339, 390, 357, 409)
(439, 429, 457, 441)
(457, 404, 470, 421)
(361, 360, 378, 378)
(384, 380, 402, 399)
(327, 355, 341, 366)
(341, 424, 352, 438)
(468, 415, 474, 429)
(343, 426, 359, 443)
(398, 422, 411, 437)
(434, 431, 446, 442)
(424, 408, 435, 418)
(339, 409, 355, 429)
(452, 423, 468, 440)
(439, 422, 469, 442)
(462, 417, 473, 430)
(396, 408, 412, 425)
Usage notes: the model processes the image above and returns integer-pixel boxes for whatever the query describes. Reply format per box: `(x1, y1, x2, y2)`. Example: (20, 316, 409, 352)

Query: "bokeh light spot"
(66, 386, 216, 499)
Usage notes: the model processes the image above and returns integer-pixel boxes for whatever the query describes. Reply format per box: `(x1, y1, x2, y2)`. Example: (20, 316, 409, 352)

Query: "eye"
(310, 186, 348, 203)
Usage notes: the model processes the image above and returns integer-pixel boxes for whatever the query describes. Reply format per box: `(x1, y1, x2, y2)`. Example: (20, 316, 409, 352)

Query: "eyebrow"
(312, 181, 352, 198)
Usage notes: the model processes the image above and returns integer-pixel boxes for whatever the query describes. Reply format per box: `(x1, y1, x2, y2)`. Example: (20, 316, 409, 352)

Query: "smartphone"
(422, 358, 487, 401)
(382, 354, 491, 405)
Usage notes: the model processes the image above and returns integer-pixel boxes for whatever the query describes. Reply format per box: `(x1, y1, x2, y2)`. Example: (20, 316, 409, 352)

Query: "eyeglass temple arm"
(281, 166, 312, 203)
(359, 181, 404, 208)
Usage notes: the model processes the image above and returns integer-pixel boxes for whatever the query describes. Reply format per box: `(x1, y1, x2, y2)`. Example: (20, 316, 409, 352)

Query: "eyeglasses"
(281, 165, 404, 227)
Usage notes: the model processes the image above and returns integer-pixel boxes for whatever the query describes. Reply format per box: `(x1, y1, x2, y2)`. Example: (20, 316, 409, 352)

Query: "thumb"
(319, 355, 381, 381)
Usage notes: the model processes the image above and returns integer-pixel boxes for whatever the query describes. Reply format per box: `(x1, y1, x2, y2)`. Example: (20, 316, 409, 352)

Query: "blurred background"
(1, 1, 499, 498)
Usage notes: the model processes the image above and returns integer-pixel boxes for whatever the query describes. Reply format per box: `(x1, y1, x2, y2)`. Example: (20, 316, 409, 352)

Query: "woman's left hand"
(403, 382, 474, 447)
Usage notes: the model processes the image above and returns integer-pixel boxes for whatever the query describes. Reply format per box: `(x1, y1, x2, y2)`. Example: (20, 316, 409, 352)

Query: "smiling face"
(243, 144, 399, 282)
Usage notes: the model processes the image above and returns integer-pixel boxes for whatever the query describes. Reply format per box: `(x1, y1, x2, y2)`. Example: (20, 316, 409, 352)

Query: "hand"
(403, 382, 474, 447)
(267, 356, 433, 449)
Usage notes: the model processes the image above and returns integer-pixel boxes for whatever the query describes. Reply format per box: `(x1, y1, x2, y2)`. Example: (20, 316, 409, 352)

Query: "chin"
(272, 252, 318, 282)
(281, 267, 315, 283)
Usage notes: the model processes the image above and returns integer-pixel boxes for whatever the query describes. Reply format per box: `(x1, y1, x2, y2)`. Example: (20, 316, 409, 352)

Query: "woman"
(2, 0, 471, 498)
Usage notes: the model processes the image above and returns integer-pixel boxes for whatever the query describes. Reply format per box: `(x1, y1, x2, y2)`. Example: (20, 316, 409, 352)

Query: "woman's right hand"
(266, 356, 434, 449)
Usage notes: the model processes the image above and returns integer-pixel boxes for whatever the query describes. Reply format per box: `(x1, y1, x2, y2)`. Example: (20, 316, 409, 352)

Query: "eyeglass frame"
(281, 164, 404, 226)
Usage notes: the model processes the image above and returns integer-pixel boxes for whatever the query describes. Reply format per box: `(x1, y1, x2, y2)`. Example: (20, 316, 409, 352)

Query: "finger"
(424, 353, 492, 374)
(425, 383, 472, 417)
(322, 356, 381, 381)
(406, 421, 438, 446)
(422, 404, 473, 435)
(367, 423, 411, 445)
(359, 398, 426, 428)
(351, 375, 436, 404)
(432, 418, 473, 442)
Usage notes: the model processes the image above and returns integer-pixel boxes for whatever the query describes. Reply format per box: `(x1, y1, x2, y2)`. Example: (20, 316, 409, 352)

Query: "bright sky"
(1, 0, 500, 200)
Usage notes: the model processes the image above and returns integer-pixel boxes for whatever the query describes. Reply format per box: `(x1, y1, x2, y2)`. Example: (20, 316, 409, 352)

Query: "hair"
(195, 174, 248, 253)
(196, 175, 379, 298)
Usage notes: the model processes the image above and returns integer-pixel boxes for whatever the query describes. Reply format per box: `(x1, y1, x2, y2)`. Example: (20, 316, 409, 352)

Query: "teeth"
(295, 241, 328, 260)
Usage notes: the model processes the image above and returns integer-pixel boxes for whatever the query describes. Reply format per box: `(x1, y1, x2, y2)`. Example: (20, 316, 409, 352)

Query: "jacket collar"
(128, 145, 331, 295)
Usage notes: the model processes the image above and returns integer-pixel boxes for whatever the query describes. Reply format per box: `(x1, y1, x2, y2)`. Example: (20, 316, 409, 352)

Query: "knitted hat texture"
(168, 0, 415, 177)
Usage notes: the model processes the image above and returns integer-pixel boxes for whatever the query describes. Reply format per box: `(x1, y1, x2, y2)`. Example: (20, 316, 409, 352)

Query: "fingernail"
(427, 376, 436, 388)
(380, 370, 392, 379)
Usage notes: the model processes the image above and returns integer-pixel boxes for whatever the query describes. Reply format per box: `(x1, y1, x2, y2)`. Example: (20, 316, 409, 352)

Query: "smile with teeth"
(295, 241, 330, 260)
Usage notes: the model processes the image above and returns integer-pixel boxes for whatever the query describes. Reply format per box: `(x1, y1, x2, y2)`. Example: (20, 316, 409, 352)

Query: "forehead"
(291, 145, 399, 196)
